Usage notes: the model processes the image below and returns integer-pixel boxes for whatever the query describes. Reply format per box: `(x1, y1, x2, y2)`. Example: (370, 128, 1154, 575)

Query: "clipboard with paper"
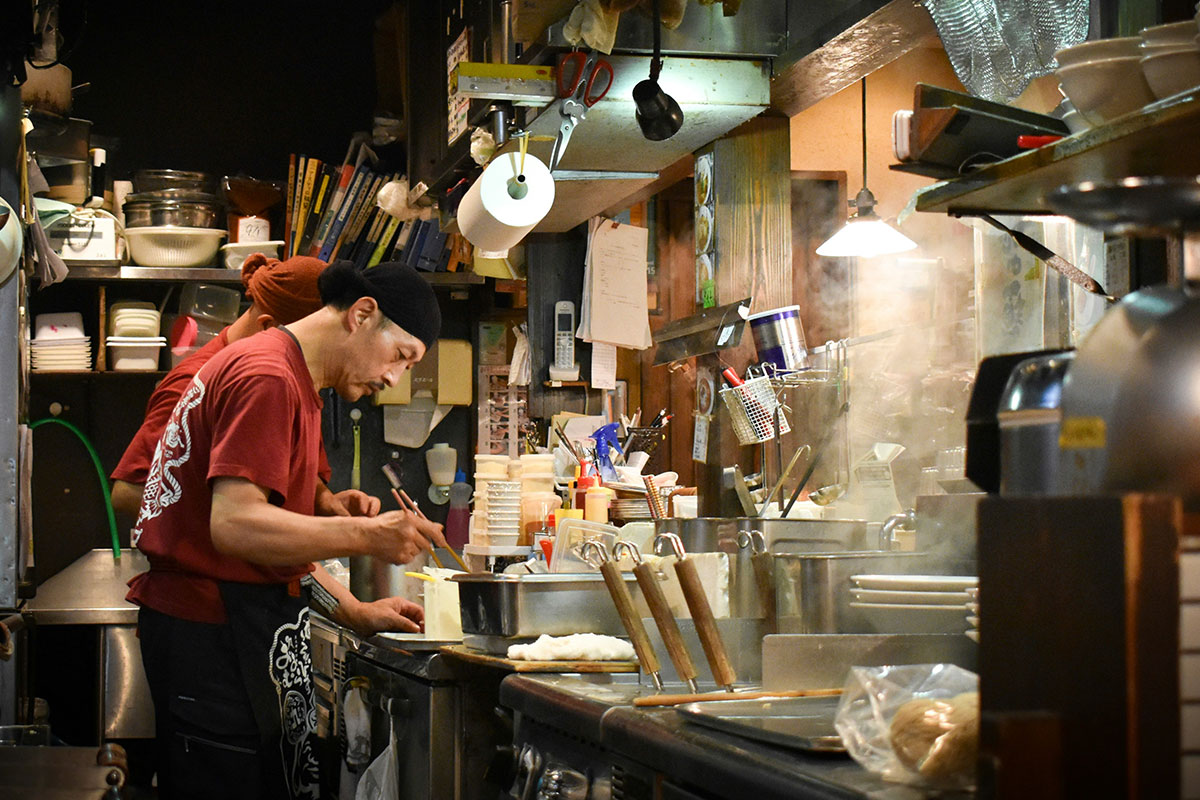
(578, 217, 653, 351)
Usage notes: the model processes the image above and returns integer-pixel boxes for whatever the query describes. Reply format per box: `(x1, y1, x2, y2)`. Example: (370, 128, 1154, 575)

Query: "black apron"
(219, 579, 320, 800)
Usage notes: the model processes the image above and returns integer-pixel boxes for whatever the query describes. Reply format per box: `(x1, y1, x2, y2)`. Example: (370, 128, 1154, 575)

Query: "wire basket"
(719, 376, 791, 445)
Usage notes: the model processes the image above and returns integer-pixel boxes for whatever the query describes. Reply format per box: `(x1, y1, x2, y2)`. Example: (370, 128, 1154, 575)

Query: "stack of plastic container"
(519, 453, 559, 541)
(484, 481, 521, 544)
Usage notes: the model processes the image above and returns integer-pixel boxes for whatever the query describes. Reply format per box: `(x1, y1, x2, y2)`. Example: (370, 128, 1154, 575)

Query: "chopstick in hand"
(390, 488, 444, 568)
(396, 488, 469, 572)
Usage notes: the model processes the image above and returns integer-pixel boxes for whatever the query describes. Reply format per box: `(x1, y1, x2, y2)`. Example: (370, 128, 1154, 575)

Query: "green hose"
(29, 417, 121, 561)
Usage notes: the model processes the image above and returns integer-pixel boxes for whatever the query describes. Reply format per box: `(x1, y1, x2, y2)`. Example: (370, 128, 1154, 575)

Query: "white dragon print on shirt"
(132, 375, 206, 547)
(270, 607, 319, 799)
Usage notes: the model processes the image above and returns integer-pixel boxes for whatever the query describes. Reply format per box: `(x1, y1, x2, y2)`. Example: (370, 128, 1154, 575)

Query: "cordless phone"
(548, 300, 580, 381)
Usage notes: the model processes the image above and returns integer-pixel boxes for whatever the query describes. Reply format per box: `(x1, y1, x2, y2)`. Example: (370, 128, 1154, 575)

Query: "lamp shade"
(815, 215, 918, 258)
(633, 78, 684, 141)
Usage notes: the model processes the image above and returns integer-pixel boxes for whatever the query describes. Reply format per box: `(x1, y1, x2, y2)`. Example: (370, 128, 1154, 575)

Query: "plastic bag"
(354, 731, 398, 800)
(834, 663, 979, 790)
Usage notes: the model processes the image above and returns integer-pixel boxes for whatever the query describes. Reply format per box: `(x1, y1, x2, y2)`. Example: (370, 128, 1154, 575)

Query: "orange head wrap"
(240, 254, 328, 325)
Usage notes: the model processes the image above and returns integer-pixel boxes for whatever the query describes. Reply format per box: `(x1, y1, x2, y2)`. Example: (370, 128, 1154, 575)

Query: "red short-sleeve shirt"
(126, 329, 322, 623)
(111, 327, 331, 486)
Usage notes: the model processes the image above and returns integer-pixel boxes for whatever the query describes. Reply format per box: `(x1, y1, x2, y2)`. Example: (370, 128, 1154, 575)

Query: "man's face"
(334, 304, 426, 401)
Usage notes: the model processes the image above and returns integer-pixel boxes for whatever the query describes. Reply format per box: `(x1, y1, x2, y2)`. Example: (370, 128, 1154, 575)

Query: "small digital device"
(549, 300, 580, 381)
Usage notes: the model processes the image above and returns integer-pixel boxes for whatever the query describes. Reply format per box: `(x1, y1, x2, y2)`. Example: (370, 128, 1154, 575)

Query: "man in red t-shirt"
(110, 253, 351, 516)
(129, 261, 445, 800)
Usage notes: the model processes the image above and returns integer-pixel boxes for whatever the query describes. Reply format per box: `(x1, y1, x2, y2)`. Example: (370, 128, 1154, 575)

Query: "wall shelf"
(57, 265, 486, 286)
(913, 87, 1200, 217)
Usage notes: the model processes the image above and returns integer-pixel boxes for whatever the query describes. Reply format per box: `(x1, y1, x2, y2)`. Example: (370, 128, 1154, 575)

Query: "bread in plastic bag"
(833, 663, 979, 789)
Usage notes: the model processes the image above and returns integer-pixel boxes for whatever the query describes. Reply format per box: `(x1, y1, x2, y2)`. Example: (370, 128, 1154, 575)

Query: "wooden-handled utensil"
(737, 530, 776, 632)
(616, 541, 700, 694)
(632, 687, 841, 708)
(655, 532, 737, 692)
(583, 541, 665, 691)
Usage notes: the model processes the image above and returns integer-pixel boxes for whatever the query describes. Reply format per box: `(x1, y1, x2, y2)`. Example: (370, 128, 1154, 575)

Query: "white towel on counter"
(507, 633, 635, 662)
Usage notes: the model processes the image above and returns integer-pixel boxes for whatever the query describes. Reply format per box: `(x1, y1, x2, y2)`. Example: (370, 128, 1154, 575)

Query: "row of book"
(282, 143, 471, 273)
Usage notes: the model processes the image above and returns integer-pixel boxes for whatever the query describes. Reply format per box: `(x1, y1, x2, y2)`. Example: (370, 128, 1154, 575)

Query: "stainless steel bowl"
(132, 169, 214, 194)
(122, 200, 220, 229)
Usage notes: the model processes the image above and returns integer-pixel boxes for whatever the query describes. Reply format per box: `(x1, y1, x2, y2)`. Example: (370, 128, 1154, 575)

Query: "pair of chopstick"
(389, 486, 469, 572)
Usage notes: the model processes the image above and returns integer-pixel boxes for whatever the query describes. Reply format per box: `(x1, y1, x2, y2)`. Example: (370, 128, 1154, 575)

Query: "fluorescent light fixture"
(817, 78, 917, 258)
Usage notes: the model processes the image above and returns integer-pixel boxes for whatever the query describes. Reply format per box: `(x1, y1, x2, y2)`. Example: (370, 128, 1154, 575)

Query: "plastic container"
(747, 305, 809, 371)
(107, 336, 166, 371)
(125, 226, 226, 267)
(521, 492, 561, 541)
(584, 485, 614, 524)
(475, 455, 509, 477)
(521, 475, 555, 494)
(179, 283, 241, 324)
(445, 470, 472, 549)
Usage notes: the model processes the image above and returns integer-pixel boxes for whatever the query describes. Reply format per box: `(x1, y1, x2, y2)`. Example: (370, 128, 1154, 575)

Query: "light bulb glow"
(816, 217, 919, 258)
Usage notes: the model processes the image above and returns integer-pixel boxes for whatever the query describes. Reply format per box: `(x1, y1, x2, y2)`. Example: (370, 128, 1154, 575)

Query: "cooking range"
(499, 674, 920, 800)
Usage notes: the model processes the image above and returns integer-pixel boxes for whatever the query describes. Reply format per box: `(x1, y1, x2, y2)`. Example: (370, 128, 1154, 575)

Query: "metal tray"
(677, 695, 846, 753)
(452, 572, 643, 638)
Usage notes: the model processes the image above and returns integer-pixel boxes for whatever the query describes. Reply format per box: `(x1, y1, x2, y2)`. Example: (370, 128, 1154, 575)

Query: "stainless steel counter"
(24, 548, 145, 625)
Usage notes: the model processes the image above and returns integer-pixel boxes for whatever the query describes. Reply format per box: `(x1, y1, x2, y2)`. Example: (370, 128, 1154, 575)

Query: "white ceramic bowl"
(1140, 20, 1200, 47)
(1142, 47, 1200, 98)
(1054, 36, 1142, 68)
(1056, 55, 1157, 124)
(220, 240, 284, 271)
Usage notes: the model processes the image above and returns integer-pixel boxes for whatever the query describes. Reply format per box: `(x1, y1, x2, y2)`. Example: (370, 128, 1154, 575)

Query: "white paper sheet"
(579, 218, 652, 350)
(590, 342, 617, 390)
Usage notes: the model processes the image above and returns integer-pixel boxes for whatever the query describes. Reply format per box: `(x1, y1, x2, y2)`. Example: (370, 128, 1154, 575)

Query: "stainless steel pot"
(773, 550, 933, 634)
(653, 517, 739, 553)
(734, 518, 869, 553)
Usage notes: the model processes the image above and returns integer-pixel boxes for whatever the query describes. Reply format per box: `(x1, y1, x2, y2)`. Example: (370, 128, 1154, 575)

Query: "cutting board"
(439, 644, 638, 673)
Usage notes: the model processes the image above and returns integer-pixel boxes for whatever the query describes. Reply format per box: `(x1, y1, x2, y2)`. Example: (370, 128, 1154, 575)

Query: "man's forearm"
(211, 487, 372, 565)
(310, 562, 362, 629)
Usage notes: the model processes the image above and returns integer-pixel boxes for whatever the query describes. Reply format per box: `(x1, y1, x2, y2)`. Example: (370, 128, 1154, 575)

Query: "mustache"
(368, 381, 386, 392)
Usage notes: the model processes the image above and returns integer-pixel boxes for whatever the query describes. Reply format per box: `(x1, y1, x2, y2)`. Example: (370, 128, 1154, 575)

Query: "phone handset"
(548, 300, 581, 382)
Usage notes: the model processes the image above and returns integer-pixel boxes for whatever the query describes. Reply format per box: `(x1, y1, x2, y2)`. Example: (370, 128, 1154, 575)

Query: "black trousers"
(138, 595, 317, 800)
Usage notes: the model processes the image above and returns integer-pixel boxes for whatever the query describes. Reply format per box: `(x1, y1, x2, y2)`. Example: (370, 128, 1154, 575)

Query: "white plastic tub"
(107, 336, 166, 371)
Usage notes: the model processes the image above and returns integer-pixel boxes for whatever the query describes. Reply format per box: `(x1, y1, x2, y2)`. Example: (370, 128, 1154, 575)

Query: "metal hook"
(736, 529, 766, 554)
(580, 539, 609, 568)
(652, 532, 686, 559)
(614, 540, 642, 564)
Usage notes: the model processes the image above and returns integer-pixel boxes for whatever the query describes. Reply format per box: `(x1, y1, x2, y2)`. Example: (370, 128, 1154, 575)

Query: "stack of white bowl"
(30, 312, 91, 372)
(472, 455, 510, 544)
(1054, 36, 1157, 126)
(1138, 19, 1200, 100)
(107, 300, 166, 371)
(484, 481, 522, 545)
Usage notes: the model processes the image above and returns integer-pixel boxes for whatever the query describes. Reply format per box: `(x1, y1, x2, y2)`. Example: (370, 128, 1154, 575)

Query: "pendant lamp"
(816, 77, 917, 258)
(633, 0, 683, 141)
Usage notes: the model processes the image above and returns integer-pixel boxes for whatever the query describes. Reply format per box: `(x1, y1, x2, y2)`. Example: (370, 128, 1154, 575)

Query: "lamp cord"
(650, 0, 662, 81)
(860, 76, 867, 191)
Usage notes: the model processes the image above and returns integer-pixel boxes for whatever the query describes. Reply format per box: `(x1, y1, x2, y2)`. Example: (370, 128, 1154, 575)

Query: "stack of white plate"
(109, 301, 162, 337)
(611, 497, 652, 520)
(485, 481, 522, 543)
(848, 574, 977, 634)
(30, 312, 91, 372)
(965, 586, 980, 643)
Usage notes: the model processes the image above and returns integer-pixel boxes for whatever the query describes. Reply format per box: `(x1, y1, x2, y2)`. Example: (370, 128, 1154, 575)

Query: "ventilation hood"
(493, 54, 770, 232)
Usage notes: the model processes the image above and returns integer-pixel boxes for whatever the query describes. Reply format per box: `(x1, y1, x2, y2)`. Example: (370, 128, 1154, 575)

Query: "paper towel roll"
(458, 151, 555, 257)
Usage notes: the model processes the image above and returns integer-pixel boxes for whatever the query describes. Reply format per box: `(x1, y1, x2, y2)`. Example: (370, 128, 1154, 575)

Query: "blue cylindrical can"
(747, 305, 808, 370)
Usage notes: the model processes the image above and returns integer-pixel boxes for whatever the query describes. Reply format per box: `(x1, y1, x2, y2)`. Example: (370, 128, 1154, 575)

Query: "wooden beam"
(770, 0, 940, 118)
(601, 154, 694, 221)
